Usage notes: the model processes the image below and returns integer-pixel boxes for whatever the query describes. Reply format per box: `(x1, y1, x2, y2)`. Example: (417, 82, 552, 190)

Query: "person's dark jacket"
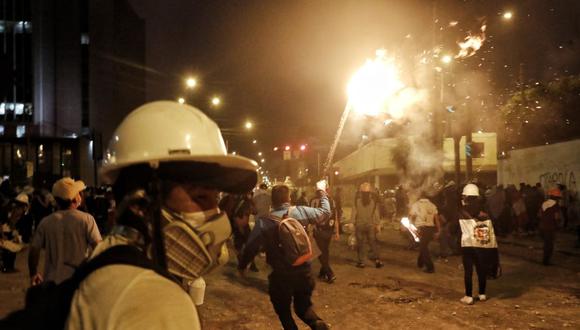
(238, 192, 330, 273)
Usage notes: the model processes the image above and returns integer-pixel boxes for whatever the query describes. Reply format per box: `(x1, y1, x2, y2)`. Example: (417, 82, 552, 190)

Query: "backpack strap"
(72, 244, 176, 285)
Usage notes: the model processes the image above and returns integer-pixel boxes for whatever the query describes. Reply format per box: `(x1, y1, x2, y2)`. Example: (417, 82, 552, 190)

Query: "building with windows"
(0, 0, 145, 188)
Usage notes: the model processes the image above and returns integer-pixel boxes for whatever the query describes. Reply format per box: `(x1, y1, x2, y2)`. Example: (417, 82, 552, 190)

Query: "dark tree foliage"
(501, 75, 580, 149)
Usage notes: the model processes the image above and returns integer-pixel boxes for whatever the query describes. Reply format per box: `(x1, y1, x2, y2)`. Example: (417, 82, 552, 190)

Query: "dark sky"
(129, 0, 580, 160)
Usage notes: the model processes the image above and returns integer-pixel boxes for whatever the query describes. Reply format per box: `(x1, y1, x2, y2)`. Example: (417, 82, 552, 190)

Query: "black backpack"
(270, 207, 313, 266)
(0, 245, 174, 330)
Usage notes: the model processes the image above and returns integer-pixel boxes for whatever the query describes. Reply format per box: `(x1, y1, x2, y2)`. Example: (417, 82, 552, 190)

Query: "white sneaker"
(478, 294, 487, 302)
(460, 296, 474, 305)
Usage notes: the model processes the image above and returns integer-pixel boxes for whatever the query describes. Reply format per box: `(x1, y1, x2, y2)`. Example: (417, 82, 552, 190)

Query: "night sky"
(129, 0, 580, 163)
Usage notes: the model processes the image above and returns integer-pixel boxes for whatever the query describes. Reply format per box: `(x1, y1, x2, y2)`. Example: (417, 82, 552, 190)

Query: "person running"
(352, 182, 383, 268)
(459, 184, 499, 305)
(409, 193, 440, 273)
(238, 182, 331, 330)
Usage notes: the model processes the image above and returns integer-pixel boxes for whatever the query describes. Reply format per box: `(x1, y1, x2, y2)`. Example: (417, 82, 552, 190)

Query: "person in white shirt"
(409, 193, 440, 273)
(66, 101, 258, 329)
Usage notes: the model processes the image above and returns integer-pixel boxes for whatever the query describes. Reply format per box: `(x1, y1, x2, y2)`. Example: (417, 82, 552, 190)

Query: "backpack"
(0, 244, 174, 330)
(310, 198, 337, 230)
(270, 207, 313, 266)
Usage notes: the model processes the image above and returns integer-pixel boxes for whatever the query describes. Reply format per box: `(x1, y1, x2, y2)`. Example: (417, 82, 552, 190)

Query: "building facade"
(0, 0, 145, 188)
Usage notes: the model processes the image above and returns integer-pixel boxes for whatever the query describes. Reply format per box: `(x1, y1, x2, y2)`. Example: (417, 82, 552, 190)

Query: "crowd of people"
(0, 100, 577, 330)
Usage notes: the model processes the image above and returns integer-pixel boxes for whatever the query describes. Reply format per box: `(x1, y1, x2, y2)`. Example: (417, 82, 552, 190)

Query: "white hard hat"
(100, 101, 258, 193)
(462, 183, 480, 197)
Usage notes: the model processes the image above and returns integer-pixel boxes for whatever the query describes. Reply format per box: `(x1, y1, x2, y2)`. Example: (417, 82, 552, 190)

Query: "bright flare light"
(503, 11, 513, 20)
(211, 97, 221, 106)
(177, 97, 185, 104)
(244, 121, 253, 130)
(300, 144, 306, 151)
(401, 217, 420, 242)
(347, 49, 422, 119)
(441, 55, 453, 64)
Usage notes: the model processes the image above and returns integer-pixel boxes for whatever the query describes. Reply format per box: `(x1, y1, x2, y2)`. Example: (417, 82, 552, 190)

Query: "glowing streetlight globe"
(252, 139, 257, 144)
(177, 97, 185, 104)
(258, 152, 262, 156)
(441, 55, 453, 64)
(503, 11, 513, 20)
(273, 147, 279, 151)
(284, 146, 290, 151)
(186, 77, 197, 88)
(245, 121, 253, 130)
(211, 97, 221, 106)
(300, 145, 306, 151)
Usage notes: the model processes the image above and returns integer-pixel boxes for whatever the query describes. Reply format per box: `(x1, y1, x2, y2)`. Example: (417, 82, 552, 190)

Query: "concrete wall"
(497, 139, 580, 192)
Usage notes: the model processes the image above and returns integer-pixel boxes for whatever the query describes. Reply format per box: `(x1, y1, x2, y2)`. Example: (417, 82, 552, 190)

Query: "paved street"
(3, 223, 578, 329)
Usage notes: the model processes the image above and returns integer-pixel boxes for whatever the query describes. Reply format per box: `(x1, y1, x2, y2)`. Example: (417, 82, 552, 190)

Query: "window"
(16, 125, 26, 138)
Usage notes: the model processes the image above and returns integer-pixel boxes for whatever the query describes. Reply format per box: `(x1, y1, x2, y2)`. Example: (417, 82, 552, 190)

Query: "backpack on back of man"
(0, 245, 174, 330)
(270, 207, 313, 266)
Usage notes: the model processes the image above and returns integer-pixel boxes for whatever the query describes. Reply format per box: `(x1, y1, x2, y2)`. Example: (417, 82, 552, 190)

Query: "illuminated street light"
(258, 152, 263, 156)
(232, 151, 237, 155)
(177, 97, 185, 104)
(441, 55, 453, 64)
(300, 144, 306, 151)
(261, 158, 265, 163)
(245, 121, 253, 130)
(185, 77, 197, 89)
(503, 11, 513, 20)
(252, 139, 257, 144)
(334, 170, 339, 176)
(211, 96, 221, 106)
(284, 145, 290, 151)
(273, 147, 279, 151)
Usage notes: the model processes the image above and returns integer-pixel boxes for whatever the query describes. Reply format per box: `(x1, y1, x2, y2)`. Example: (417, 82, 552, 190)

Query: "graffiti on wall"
(539, 170, 577, 191)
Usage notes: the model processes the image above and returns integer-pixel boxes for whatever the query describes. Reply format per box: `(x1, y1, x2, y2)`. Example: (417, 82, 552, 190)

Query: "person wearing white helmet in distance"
(458, 183, 499, 305)
(66, 101, 258, 329)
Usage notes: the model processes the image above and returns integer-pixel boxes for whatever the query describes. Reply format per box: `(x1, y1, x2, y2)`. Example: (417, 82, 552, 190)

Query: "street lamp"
(177, 97, 185, 104)
(244, 121, 253, 130)
(502, 11, 513, 20)
(441, 55, 453, 64)
(252, 139, 257, 144)
(258, 152, 262, 156)
(211, 96, 221, 106)
(300, 144, 306, 151)
(185, 77, 197, 89)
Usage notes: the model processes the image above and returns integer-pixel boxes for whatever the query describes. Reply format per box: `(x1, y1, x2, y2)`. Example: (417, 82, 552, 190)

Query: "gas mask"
(161, 207, 231, 281)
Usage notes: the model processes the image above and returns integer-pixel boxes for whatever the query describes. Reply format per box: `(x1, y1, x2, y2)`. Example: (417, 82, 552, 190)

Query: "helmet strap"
(149, 171, 168, 271)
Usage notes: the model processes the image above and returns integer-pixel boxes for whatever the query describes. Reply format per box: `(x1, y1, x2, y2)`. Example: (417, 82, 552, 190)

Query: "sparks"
(456, 24, 486, 59)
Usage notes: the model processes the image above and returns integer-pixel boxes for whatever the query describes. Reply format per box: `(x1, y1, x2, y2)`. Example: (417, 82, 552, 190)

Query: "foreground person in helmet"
(66, 101, 258, 329)
(458, 184, 499, 305)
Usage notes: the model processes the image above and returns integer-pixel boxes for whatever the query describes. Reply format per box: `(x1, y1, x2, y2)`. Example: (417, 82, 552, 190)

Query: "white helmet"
(100, 101, 258, 193)
(462, 183, 480, 197)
